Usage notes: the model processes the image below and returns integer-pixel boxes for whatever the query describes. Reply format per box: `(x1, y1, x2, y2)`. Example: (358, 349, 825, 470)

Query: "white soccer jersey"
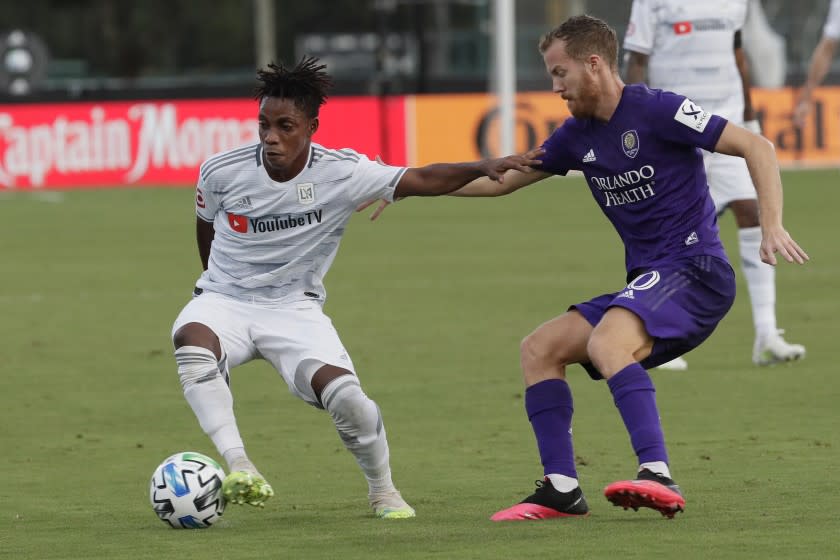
(624, 0, 748, 122)
(823, 0, 840, 39)
(194, 142, 406, 304)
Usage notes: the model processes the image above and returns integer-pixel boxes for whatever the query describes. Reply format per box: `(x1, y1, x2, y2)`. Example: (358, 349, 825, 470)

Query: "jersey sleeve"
(649, 90, 728, 152)
(823, 0, 840, 39)
(623, 0, 656, 54)
(347, 154, 408, 206)
(195, 165, 219, 222)
(535, 123, 577, 175)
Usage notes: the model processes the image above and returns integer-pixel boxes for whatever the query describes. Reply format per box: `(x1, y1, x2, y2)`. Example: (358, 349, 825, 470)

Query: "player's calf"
(322, 375, 415, 518)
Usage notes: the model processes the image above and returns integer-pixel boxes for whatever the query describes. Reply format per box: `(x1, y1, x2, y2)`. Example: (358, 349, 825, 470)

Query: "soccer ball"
(149, 451, 227, 529)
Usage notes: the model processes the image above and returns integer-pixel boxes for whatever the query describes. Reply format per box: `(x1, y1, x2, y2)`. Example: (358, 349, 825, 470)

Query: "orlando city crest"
(621, 130, 640, 158)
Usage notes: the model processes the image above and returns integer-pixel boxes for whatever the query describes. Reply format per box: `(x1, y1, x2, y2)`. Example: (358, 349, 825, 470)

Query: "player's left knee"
(521, 331, 566, 369)
(174, 345, 221, 389)
(321, 378, 382, 447)
(586, 332, 618, 376)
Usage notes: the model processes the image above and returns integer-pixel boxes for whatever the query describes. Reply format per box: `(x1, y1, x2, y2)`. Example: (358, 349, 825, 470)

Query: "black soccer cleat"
(636, 468, 683, 494)
(491, 478, 590, 521)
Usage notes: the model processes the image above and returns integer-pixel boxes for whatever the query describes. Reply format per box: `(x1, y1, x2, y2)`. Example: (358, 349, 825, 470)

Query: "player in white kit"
(171, 57, 542, 518)
(623, 0, 806, 369)
(793, 0, 840, 127)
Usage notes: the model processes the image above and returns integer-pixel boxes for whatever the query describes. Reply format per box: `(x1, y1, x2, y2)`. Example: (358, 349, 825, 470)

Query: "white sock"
(223, 448, 258, 474)
(175, 346, 246, 462)
(639, 461, 671, 479)
(738, 226, 777, 339)
(546, 473, 579, 492)
(321, 376, 394, 494)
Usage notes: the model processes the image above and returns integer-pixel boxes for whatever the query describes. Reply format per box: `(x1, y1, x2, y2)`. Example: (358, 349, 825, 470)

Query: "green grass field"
(2, 170, 838, 559)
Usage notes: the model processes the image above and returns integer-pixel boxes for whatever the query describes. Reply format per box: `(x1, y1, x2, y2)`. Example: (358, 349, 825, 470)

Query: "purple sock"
(525, 379, 577, 479)
(607, 363, 668, 465)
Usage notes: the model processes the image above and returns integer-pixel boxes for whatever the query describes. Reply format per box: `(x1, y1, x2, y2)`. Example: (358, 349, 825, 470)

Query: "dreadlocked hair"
(255, 56, 333, 118)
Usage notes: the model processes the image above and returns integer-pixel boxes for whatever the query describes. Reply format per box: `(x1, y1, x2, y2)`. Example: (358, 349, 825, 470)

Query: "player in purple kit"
(487, 15, 807, 520)
(364, 14, 809, 520)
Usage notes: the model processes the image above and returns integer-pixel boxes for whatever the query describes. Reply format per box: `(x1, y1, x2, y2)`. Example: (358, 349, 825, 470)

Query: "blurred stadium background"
(0, 0, 839, 190)
(0, 0, 832, 98)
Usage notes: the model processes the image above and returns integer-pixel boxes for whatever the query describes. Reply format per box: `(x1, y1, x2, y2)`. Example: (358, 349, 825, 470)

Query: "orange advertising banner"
(410, 87, 840, 168)
(752, 87, 840, 166)
(409, 92, 569, 165)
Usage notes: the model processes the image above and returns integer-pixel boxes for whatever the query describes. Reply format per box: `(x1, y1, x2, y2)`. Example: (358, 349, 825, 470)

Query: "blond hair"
(539, 14, 618, 69)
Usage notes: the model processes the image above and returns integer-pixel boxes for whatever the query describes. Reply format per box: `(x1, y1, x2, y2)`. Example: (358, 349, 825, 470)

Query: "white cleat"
(753, 330, 806, 366)
(369, 489, 416, 519)
(222, 471, 274, 507)
(655, 356, 688, 371)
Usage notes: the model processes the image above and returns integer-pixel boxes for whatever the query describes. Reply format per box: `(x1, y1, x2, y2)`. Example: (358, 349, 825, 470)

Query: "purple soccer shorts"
(572, 255, 736, 379)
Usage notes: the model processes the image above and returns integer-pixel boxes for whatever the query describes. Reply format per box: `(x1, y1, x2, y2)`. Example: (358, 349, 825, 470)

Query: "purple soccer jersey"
(536, 84, 737, 375)
(539, 83, 729, 274)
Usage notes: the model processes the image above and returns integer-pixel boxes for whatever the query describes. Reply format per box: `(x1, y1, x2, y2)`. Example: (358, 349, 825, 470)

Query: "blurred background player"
(171, 57, 541, 519)
(623, 0, 806, 370)
(793, 0, 840, 127)
(366, 14, 807, 521)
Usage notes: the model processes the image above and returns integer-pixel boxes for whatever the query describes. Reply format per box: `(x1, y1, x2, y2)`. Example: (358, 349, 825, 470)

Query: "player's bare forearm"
(794, 38, 838, 127)
(196, 218, 215, 271)
(713, 123, 809, 265)
(800, 38, 838, 101)
(623, 51, 648, 84)
(400, 162, 488, 197)
(358, 156, 547, 221)
(744, 139, 783, 229)
(449, 169, 550, 197)
(714, 123, 782, 225)
(393, 149, 543, 198)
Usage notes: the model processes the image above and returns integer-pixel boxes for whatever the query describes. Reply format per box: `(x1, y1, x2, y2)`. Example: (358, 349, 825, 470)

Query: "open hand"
(356, 198, 391, 220)
(760, 227, 809, 265)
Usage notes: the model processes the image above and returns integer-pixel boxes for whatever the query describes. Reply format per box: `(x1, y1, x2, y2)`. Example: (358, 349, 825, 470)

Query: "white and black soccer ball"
(149, 451, 226, 529)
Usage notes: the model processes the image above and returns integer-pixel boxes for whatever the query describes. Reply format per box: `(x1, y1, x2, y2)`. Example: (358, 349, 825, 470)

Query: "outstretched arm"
(196, 218, 215, 271)
(357, 152, 549, 220)
(392, 148, 543, 199)
(448, 168, 551, 197)
(712, 123, 808, 265)
(793, 37, 839, 127)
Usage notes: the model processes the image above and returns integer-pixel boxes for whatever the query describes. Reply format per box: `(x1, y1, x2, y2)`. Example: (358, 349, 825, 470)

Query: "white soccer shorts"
(703, 150, 757, 213)
(172, 291, 356, 405)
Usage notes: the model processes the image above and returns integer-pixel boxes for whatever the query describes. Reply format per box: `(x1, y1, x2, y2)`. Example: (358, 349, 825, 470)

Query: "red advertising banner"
(0, 96, 405, 190)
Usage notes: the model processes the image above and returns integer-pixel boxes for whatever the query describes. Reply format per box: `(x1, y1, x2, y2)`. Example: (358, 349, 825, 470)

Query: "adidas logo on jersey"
(234, 196, 253, 210)
(685, 231, 699, 246)
(617, 289, 634, 299)
(582, 149, 597, 163)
